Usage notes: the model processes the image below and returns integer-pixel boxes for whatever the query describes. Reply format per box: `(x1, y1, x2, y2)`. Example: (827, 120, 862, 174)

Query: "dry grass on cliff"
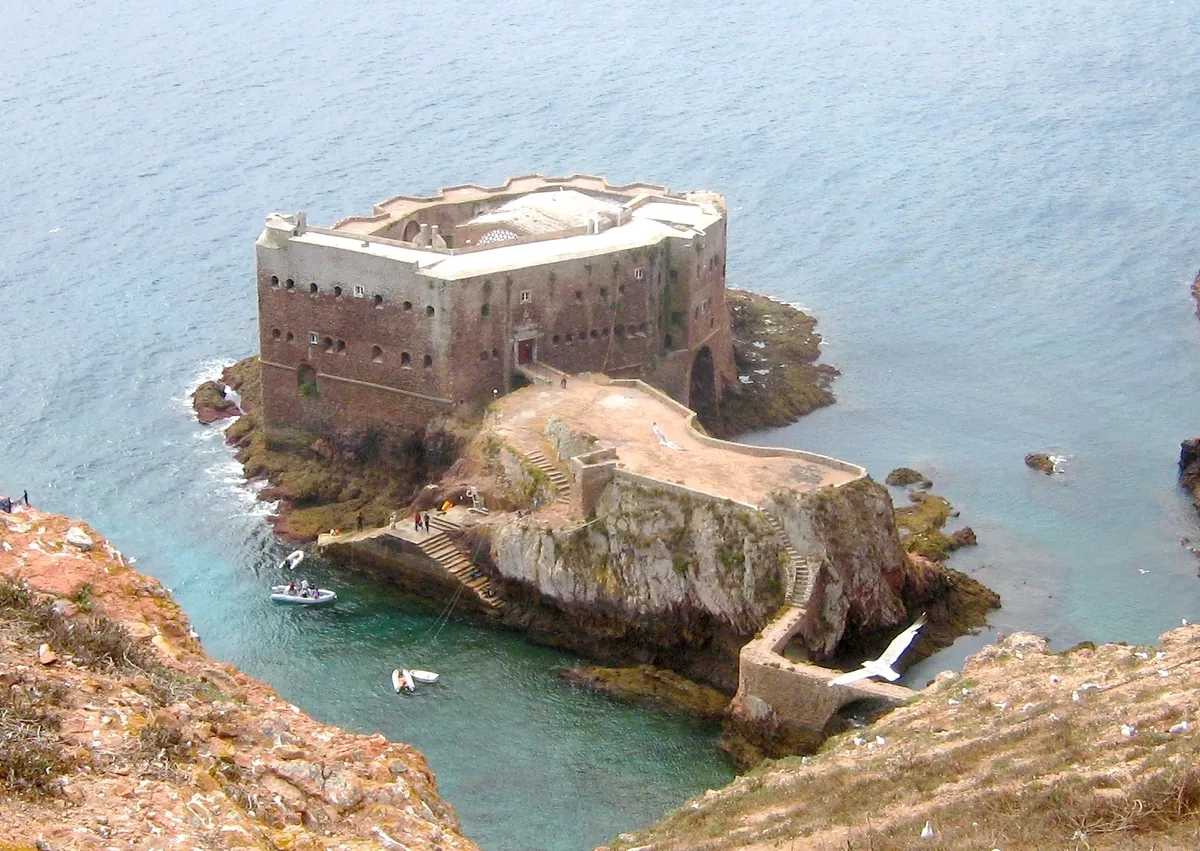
(607, 629, 1200, 851)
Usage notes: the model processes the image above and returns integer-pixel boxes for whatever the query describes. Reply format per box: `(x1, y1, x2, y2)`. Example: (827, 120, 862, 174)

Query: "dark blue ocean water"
(3, 0, 1199, 847)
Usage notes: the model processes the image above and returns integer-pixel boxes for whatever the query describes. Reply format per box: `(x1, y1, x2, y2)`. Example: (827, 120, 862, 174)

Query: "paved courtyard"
(491, 376, 862, 507)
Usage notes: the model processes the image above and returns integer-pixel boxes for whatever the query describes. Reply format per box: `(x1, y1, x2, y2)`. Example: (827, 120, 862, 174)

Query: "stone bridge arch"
(687, 344, 717, 420)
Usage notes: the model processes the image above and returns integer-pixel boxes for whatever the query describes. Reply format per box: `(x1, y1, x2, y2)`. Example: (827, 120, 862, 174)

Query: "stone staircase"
(522, 447, 572, 500)
(762, 514, 818, 606)
(416, 517, 505, 612)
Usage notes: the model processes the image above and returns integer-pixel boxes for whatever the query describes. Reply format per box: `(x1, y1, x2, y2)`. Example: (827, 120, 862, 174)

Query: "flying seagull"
(828, 613, 927, 687)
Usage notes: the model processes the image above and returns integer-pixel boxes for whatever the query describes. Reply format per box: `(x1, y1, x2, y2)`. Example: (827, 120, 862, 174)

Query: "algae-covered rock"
(884, 467, 931, 489)
(697, 290, 837, 439)
(191, 379, 241, 425)
(1024, 452, 1056, 474)
(560, 664, 729, 721)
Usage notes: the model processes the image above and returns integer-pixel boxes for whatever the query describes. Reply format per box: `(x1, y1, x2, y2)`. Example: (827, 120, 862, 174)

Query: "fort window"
(669, 269, 678, 282)
(286, 279, 295, 290)
(600, 287, 608, 300)
(286, 332, 294, 342)
(601, 328, 610, 338)
(403, 301, 412, 311)
(552, 334, 560, 344)
(565, 333, 574, 343)
(373, 294, 383, 307)
(308, 331, 318, 345)
(519, 290, 532, 304)
(426, 305, 435, 317)
(402, 220, 421, 242)
(639, 323, 648, 335)
(481, 303, 490, 318)
(574, 290, 583, 303)
(479, 351, 489, 361)
(710, 316, 716, 328)
(664, 333, 673, 349)
(375, 347, 386, 363)
(309, 282, 318, 293)
(271, 328, 281, 340)
(590, 330, 599, 339)
(491, 348, 500, 359)
(334, 286, 343, 297)
(670, 310, 684, 326)
(615, 327, 625, 339)
(270, 275, 279, 287)
(618, 284, 625, 295)
(323, 336, 334, 352)
(336, 339, 346, 353)
(423, 355, 433, 368)
(634, 268, 646, 280)
(354, 285, 366, 298)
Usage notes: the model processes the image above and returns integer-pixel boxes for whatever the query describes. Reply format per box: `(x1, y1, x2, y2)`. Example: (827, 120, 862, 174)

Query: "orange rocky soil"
(605, 628, 1200, 851)
(0, 506, 478, 851)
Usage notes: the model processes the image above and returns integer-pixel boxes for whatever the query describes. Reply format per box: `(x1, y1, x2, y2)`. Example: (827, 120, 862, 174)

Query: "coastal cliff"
(0, 506, 476, 851)
(605, 627, 1200, 851)
(490, 479, 789, 690)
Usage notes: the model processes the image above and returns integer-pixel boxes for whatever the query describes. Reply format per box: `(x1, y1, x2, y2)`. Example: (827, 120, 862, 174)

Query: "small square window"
(353, 285, 366, 298)
(634, 268, 646, 280)
(520, 290, 532, 304)
(308, 332, 318, 345)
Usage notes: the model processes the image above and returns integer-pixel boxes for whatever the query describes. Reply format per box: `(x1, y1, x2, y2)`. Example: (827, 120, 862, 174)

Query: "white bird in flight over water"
(828, 613, 927, 686)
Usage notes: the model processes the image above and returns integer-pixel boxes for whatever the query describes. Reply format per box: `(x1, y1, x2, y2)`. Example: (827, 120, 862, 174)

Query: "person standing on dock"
(414, 512, 423, 531)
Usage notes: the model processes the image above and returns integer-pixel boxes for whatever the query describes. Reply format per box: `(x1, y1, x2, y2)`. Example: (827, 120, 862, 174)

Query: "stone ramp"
(515, 361, 568, 386)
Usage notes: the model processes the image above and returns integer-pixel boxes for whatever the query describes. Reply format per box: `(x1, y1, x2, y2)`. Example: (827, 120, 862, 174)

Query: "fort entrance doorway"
(688, 345, 718, 422)
(517, 338, 534, 365)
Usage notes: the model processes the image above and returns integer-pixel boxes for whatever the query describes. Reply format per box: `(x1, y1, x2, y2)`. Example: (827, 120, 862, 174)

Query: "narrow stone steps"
(415, 529, 505, 612)
(522, 448, 572, 497)
(761, 513, 818, 607)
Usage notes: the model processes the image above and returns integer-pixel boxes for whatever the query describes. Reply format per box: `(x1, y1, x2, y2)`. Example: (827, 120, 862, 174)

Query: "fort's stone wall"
(255, 178, 739, 438)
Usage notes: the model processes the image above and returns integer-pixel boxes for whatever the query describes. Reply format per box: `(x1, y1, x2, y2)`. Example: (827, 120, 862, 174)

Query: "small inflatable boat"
(270, 584, 335, 605)
(392, 668, 415, 693)
(279, 550, 305, 571)
(410, 669, 440, 684)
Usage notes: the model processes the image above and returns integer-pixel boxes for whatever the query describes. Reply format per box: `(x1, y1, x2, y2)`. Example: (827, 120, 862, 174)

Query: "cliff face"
(605, 626, 1200, 851)
(0, 507, 477, 851)
(492, 479, 789, 690)
(766, 478, 910, 660)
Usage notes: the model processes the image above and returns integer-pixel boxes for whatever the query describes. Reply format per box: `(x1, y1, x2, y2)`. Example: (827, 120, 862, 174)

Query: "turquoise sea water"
(3, 0, 1199, 847)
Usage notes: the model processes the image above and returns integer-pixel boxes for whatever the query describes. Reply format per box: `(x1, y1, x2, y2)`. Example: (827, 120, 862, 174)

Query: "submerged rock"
(560, 664, 729, 721)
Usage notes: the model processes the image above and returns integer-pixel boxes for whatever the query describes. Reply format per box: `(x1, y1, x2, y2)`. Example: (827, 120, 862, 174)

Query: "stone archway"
(402, 220, 421, 242)
(688, 345, 718, 423)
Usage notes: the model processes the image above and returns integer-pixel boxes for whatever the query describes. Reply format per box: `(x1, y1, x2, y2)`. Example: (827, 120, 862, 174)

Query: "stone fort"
(255, 174, 738, 436)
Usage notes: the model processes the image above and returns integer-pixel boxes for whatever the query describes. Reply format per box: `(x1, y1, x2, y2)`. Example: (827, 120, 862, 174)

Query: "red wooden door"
(517, 339, 534, 364)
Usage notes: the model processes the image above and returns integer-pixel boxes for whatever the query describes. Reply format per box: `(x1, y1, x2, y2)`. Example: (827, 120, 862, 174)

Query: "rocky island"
(0, 506, 475, 851)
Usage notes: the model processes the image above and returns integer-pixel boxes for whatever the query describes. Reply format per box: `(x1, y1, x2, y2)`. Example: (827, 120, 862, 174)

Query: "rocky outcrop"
(697, 290, 838, 438)
(491, 480, 789, 690)
(606, 626, 1200, 851)
(191, 379, 241, 425)
(884, 466, 931, 488)
(0, 507, 477, 851)
(1024, 452, 1056, 474)
(1180, 438, 1200, 512)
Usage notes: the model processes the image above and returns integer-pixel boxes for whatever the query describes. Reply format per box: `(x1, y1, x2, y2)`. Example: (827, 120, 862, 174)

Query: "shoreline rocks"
(559, 664, 730, 722)
(0, 507, 476, 851)
(1024, 452, 1057, 474)
(885, 467, 932, 489)
(190, 379, 241, 425)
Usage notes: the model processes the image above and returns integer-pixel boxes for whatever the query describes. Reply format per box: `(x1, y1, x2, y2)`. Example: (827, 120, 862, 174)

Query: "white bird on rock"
(920, 820, 935, 839)
(828, 614, 926, 687)
(1169, 720, 1189, 735)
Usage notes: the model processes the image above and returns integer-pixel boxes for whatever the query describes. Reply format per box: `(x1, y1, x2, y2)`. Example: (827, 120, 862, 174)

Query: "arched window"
(400, 351, 410, 366)
(426, 305, 435, 317)
(423, 355, 433, 368)
(297, 365, 317, 395)
(481, 303, 490, 318)
(373, 346, 384, 363)
(373, 294, 383, 307)
(403, 301, 412, 311)
(309, 282, 318, 294)
(333, 286, 343, 297)
(491, 348, 499, 359)
(323, 337, 333, 352)
(552, 334, 560, 344)
(565, 333, 574, 343)
(285, 278, 295, 290)
(479, 351, 489, 361)
(271, 328, 281, 340)
(270, 275, 279, 287)
(590, 330, 599, 339)
(336, 340, 346, 353)
(664, 333, 673, 349)
(285, 332, 294, 342)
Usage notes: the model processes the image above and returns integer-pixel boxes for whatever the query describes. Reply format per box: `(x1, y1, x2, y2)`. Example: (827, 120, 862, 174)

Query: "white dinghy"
(279, 550, 305, 570)
(409, 670, 440, 684)
(270, 583, 336, 605)
(392, 669, 415, 693)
